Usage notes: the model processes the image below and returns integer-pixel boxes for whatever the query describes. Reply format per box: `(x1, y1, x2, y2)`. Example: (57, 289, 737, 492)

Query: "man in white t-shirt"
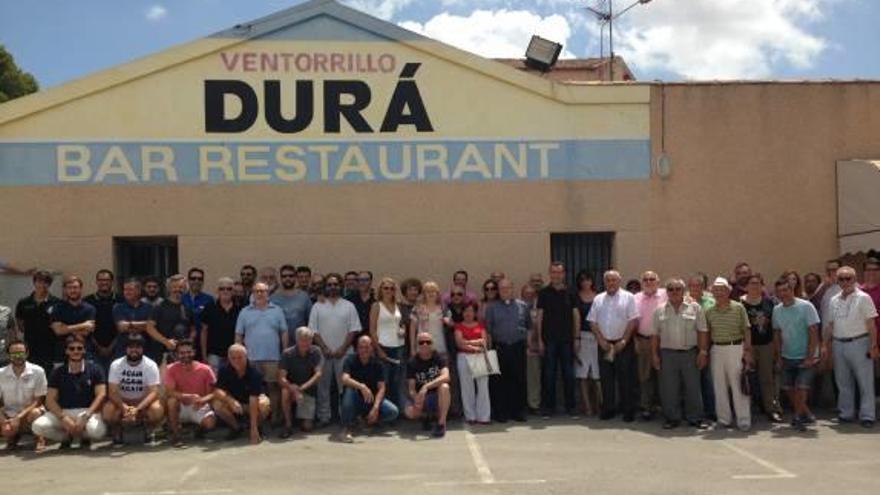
(102, 334, 164, 444)
(1, 340, 48, 451)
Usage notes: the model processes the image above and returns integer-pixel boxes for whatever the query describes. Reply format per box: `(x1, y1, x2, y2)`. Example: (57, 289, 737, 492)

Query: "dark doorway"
(550, 232, 614, 290)
(113, 237, 179, 288)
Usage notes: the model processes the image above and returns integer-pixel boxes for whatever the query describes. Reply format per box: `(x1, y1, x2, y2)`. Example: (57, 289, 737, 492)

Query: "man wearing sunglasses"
(32, 335, 107, 449)
(824, 266, 879, 427)
(271, 264, 313, 345)
(183, 268, 214, 357)
(404, 332, 450, 437)
(0, 340, 48, 451)
(201, 278, 242, 372)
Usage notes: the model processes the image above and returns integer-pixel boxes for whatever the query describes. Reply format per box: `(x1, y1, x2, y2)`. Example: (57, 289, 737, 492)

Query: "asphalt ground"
(2, 412, 878, 495)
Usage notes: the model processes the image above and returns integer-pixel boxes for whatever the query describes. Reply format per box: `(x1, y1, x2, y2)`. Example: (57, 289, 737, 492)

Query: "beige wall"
(2, 82, 879, 294)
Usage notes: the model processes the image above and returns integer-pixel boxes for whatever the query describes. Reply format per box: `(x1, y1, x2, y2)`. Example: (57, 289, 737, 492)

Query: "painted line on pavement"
(721, 441, 796, 480)
(464, 429, 495, 484)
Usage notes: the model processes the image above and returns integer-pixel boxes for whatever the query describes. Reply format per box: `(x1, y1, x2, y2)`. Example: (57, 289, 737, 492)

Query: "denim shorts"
(782, 358, 816, 390)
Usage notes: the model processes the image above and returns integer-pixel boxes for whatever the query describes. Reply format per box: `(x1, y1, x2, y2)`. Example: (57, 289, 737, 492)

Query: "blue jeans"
(340, 388, 399, 427)
(380, 345, 405, 409)
(541, 340, 575, 412)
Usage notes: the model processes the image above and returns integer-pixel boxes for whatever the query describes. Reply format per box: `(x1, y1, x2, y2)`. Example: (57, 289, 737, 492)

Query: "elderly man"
(404, 331, 450, 438)
(339, 335, 399, 443)
(103, 334, 163, 446)
(634, 271, 667, 420)
(705, 277, 753, 431)
(212, 344, 271, 444)
(308, 273, 361, 427)
(824, 266, 878, 427)
(235, 281, 288, 425)
(32, 335, 107, 449)
(0, 340, 48, 451)
(201, 277, 242, 371)
(485, 278, 531, 422)
(165, 339, 217, 446)
(112, 278, 153, 358)
(651, 279, 708, 429)
(588, 270, 639, 421)
(145, 274, 192, 366)
(537, 261, 579, 418)
(278, 326, 324, 438)
(772, 278, 820, 432)
(258, 266, 279, 296)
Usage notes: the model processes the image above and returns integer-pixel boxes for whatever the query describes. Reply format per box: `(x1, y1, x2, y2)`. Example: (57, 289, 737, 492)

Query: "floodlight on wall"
(525, 35, 563, 72)
(656, 154, 672, 179)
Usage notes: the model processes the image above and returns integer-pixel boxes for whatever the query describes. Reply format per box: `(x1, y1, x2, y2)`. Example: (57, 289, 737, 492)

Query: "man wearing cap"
(705, 277, 753, 431)
(103, 334, 164, 445)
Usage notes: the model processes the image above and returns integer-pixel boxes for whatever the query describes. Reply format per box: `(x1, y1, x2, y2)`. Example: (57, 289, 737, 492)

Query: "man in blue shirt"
(182, 268, 214, 356)
(270, 264, 312, 343)
(112, 279, 153, 358)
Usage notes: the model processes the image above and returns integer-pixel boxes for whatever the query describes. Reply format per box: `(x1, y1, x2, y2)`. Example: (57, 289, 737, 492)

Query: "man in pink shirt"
(165, 339, 217, 446)
(633, 271, 667, 420)
(441, 270, 478, 306)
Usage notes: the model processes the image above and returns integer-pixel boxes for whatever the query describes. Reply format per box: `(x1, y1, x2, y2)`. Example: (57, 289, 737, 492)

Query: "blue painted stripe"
(0, 139, 650, 186)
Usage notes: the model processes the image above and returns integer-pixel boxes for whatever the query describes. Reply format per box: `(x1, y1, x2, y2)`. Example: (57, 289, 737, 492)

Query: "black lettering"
(264, 80, 314, 133)
(204, 80, 259, 133)
(381, 64, 433, 132)
(323, 80, 373, 133)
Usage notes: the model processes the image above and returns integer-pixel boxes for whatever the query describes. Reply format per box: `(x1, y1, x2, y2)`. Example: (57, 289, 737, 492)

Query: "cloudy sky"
(1, 0, 878, 88)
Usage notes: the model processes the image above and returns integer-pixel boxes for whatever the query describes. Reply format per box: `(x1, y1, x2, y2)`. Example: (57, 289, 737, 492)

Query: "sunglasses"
(485, 287, 498, 291)
(452, 293, 464, 297)
(67, 346, 85, 352)
(642, 278, 658, 282)
(418, 340, 433, 346)
(9, 351, 27, 358)
(96, 278, 113, 283)
(667, 287, 684, 292)
(218, 287, 233, 292)
(358, 278, 372, 283)
(189, 277, 204, 281)
(326, 282, 340, 287)
(381, 286, 394, 291)
(281, 274, 296, 278)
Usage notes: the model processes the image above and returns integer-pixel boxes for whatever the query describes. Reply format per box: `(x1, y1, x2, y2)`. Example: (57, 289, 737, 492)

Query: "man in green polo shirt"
(705, 277, 753, 431)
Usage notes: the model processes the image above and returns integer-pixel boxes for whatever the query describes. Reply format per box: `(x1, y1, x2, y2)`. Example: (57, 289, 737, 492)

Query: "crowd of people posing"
(0, 257, 878, 452)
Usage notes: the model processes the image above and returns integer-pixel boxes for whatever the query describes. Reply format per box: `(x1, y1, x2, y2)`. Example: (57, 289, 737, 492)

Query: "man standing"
(339, 335, 399, 443)
(182, 268, 214, 354)
(730, 262, 753, 301)
(85, 269, 123, 372)
(705, 277, 753, 431)
(145, 274, 192, 366)
(141, 276, 164, 307)
(347, 271, 375, 343)
(772, 279, 820, 432)
(49, 276, 96, 368)
(211, 344, 271, 444)
(485, 278, 531, 422)
(235, 282, 288, 424)
(201, 277, 242, 371)
(103, 334, 163, 445)
(278, 326, 323, 438)
(404, 331, 450, 437)
(0, 340, 48, 451)
(824, 266, 878, 427)
(296, 266, 313, 292)
(651, 279, 708, 429)
(32, 335, 107, 449)
(14, 270, 61, 373)
(239, 265, 258, 304)
(521, 284, 542, 414)
(112, 279, 152, 358)
(587, 270, 639, 422)
(259, 266, 279, 296)
(308, 273, 361, 427)
(165, 339, 217, 446)
(442, 270, 478, 305)
(633, 271, 667, 420)
(537, 262, 579, 417)
(271, 264, 313, 344)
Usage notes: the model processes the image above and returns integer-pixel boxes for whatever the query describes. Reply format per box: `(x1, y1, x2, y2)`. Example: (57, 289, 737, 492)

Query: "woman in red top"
(455, 302, 492, 424)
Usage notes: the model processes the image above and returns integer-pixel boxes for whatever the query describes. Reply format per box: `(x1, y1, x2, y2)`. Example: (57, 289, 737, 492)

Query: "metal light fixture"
(524, 35, 563, 72)
(656, 154, 672, 179)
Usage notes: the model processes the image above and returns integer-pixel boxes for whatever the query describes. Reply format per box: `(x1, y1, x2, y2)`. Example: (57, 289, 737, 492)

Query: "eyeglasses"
(218, 287, 233, 292)
(381, 286, 394, 291)
(67, 346, 85, 352)
(253, 289, 269, 293)
(189, 277, 204, 281)
(418, 340, 433, 346)
(485, 287, 498, 291)
(642, 278, 658, 282)
(281, 274, 296, 278)
(839, 276, 855, 282)
(667, 287, 684, 292)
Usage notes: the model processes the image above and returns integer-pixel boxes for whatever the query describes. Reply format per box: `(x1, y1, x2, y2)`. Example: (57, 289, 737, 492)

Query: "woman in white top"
(409, 281, 448, 357)
(370, 277, 405, 409)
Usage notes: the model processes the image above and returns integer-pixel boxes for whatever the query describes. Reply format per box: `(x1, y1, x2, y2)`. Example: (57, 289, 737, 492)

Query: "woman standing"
(781, 270, 804, 298)
(455, 302, 492, 424)
(574, 270, 601, 416)
(478, 279, 500, 324)
(370, 277, 405, 409)
(741, 273, 783, 422)
(410, 281, 447, 357)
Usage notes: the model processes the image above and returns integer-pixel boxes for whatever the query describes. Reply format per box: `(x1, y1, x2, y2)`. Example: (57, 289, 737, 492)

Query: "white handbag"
(465, 350, 501, 378)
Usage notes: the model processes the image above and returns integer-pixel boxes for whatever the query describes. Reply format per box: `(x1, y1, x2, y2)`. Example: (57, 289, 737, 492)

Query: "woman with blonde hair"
(410, 281, 447, 358)
(370, 277, 405, 409)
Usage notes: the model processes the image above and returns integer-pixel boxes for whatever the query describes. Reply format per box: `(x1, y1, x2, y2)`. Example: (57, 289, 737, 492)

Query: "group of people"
(0, 256, 878, 452)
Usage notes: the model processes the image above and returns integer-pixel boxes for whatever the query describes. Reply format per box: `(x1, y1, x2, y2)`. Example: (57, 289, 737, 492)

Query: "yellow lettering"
(94, 146, 138, 183)
(308, 145, 339, 181)
(141, 146, 177, 182)
(494, 143, 527, 179)
(275, 146, 307, 182)
(529, 143, 560, 178)
(237, 145, 271, 181)
(378, 144, 412, 181)
(452, 144, 491, 180)
(56, 145, 91, 182)
(335, 146, 374, 181)
(199, 146, 234, 182)
(416, 144, 448, 180)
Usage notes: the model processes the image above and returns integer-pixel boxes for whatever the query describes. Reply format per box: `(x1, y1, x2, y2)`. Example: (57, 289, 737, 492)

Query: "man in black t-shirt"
(84, 269, 124, 372)
(14, 270, 61, 372)
(536, 262, 579, 417)
(211, 344, 270, 445)
(339, 335, 398, 443)
(200, 277, 242, 371)
(278, 326, 324, 437)
(404, 331, 450, 438)
(145, 274, 193, 365)
(49, 276, 97, 368)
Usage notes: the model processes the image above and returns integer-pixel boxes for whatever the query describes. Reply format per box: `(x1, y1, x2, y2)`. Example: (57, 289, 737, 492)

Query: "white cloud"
(609, 0, 840, 79)
(400, 10, 573, 59)
(145, 5, 168, 22)
(342, 0, 415, 20)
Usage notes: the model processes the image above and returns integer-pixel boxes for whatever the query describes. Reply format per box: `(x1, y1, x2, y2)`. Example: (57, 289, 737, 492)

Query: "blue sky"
(1, 0, 878, 88)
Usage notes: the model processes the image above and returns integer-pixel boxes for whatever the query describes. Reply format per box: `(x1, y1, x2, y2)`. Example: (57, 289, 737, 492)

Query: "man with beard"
(103, 334, 163, 445)
(0, 340, 48, 451)
(85, 269, 124, 373)
(165, 339, 217, 446)
(271, 264, 313, 344)
(49, 276, 96, 368)
(239, 265, 258, 304)
(32, 335, 107, 449)
(296, 266, 313, 291)
(145, 274, 192, 366)
(112, 279, 152, 358)
(308, 273, 361, 427)
(141, 276, 164, 307)
(730, 262, 753, 301)
(14, 270, 61, 373)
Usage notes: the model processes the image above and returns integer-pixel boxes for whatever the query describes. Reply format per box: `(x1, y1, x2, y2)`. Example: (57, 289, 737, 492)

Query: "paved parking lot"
(3, 414, 878, 495)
